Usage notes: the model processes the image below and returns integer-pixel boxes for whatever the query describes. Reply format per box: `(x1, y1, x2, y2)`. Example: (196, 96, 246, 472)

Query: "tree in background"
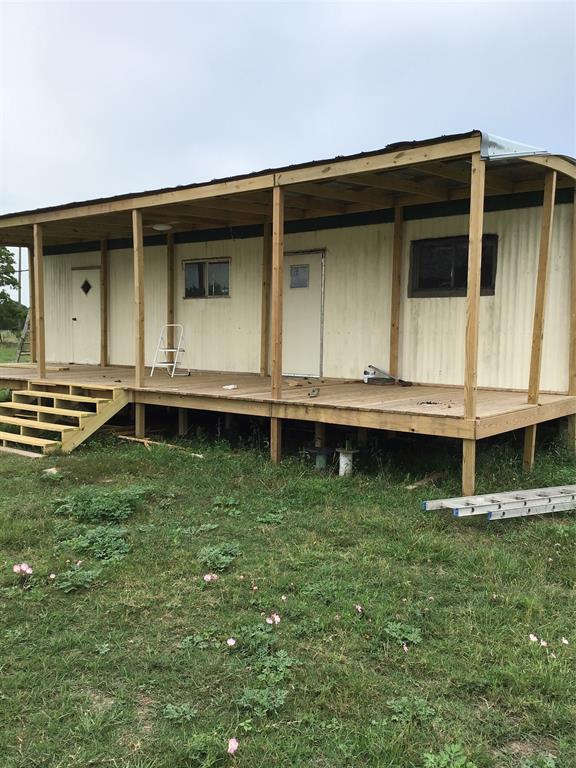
(0, 246, 27, 331)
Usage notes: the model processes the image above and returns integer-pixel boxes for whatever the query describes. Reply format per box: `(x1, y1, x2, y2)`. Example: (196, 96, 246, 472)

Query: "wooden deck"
(1, 364, 575, 440)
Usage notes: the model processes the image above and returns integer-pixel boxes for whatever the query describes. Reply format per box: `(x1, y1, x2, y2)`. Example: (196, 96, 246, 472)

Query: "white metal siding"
(43, 202, 573, 392)
(398, 204, 572, 391)
(175, 239, 262, 373)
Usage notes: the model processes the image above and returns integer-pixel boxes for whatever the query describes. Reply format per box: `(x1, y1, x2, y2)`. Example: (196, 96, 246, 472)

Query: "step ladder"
(16, 311, 31, 362)
(150, 324, 189, 377)
(423, 484, 576, 521)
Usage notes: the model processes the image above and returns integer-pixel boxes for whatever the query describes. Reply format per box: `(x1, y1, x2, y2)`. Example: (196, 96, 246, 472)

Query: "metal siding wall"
(175, 238, 262, 373)
(285, 225, 394, 379)
(42, 202, 572, 390)
(108, 246, 168, 366)
(398, 204, 571, 391)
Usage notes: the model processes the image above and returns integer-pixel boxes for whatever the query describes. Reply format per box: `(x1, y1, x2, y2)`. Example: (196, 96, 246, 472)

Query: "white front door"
(71, 268, 101, 364)
(282, 250, 323, 377)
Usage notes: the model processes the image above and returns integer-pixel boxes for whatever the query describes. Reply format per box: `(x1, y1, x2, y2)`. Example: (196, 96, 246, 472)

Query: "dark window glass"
(184, 262, 205, 298)
(290, 264, 309, 288)
(409, 235, 497, 297)
(207, 261, 230, 297)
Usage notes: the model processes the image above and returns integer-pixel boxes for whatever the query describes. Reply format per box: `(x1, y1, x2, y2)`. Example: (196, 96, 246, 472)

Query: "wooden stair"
(0, 380, 130, 456)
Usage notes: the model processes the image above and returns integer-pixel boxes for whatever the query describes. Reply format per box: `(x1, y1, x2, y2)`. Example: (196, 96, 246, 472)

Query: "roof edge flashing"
(481, 132, 548, 161)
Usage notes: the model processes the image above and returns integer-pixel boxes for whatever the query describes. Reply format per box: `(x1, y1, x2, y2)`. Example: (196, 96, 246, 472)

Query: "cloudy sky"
(0, 0, 574, 300)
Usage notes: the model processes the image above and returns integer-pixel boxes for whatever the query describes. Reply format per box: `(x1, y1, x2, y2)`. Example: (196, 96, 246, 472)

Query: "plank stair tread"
(16, 389, 108, 404)
(0, 402, 92, 418)
(0, 430, 59, 447)
(0, 416, 76, 432)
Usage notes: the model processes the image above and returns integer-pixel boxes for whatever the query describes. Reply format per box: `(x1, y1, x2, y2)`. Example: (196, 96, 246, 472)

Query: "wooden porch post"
(260, 221, 272, 376)
(100, 239, 109, 367)
(389, 205, 404, 379)
(132, 209, 146, 437)
(462, 153, 486, 495)
(567, 191, 576, 453)
(523, 170, 557, 471)
(32, 224, 46, 379)
(166, 233, 175, 355)
(270, 187, 285, 463)
(28, 244, 36, 363)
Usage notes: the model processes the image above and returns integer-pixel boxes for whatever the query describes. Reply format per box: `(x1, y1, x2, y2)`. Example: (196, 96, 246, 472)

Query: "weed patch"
(56, 485, 147, 523)
(197, 541, 241, 571)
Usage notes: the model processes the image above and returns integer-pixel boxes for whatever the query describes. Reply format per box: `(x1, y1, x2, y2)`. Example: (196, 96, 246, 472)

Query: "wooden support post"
(314, 422, 326, 449)
(463, 153, 486, 420)
(28, 244, 36, 363)
(270, 187, 285, 464)
(358, 427, 368, 447)
(523, 170, 557, 471)
(389, 205, 403, 378)
(462, 439, 476, 497)
(100, 239, 109, 367)
(567, 192, 576, 453)
(135, 403, 145, 439)
(32, 224, 46, 379)
(270, 417, 282, 463)
(132, 209, 145, 389)
(462, 153, 486, 495)
(177, 408, 188, 437)
(166, 233, 175, 358)
(260, 222, 272, 376)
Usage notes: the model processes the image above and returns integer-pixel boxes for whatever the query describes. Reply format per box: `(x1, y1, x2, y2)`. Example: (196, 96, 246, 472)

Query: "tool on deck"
(362, 364, 412, 387)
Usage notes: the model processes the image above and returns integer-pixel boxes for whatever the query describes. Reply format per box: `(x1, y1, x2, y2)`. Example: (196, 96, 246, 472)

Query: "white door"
(282, 251, 323, 377)
(71, 268, 101, 364)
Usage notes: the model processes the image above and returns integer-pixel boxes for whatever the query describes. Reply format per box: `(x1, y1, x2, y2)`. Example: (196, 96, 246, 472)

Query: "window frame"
(408, 234, 498, 299)
(183, 258, 231, 300)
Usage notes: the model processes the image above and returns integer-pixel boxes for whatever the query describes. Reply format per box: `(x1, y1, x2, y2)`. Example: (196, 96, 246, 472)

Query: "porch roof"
(1, 129, 574, 247)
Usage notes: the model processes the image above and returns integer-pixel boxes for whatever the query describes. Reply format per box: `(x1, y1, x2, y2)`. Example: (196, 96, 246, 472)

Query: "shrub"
(58, 525, 129, 561)
(55, 486, 146, 524)
(422, 744, 477, 768)
(55, 567, 101, 593)
(236, 686, 287, 717)
(197, 541, 241, 572)
(161, 702, 198, 723)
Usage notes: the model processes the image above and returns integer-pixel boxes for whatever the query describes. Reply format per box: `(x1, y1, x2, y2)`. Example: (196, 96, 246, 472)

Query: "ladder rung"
(159, 348, 184, 353)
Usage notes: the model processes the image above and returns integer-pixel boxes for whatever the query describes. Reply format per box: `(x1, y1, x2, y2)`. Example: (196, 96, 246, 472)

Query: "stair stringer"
(59, 390, 131, 453)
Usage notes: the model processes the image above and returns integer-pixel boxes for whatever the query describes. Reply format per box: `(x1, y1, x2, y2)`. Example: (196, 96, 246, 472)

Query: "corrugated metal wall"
(43, 202, 573, 392)
(399, 204, 572, 391)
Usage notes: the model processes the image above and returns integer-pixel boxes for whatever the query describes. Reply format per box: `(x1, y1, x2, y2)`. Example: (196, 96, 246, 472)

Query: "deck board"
(0, 364, 575, 439)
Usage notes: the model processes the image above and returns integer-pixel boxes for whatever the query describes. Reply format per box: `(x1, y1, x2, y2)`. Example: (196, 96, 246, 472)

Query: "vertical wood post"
(178, 408, 189, 437)
(523, 170, 557, 471)
(166, 233, 175, 355)
(132, 209, 145, 389)
(33, 224, 46, 379)
(100, 239, 109, 367)
(462, 439, 476, 497)
(28, 244, 36, 363)
(566, 192, 576, 453)
(270, 187, 285, 464)
(260, 222, 272, 376)
(389, 205, 404, 379)
(314, 422, 326, 449)
(461, 153, 486, 495)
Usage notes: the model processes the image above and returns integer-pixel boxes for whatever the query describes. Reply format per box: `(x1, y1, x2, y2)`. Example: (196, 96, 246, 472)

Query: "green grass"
(0, 431, 575, 767)
(0, 342, 17, 364)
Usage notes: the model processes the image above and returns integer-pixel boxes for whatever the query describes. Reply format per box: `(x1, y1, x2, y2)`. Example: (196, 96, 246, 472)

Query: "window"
(409, 235, 498, 298)
(290, 264, 309, 288)
(184, 260, 230, 298)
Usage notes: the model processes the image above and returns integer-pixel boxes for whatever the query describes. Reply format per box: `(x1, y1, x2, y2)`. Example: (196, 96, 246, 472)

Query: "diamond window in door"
(81, 280, 92, 295)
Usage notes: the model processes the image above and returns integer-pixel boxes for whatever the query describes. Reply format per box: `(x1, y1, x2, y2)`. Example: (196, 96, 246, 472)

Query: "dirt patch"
(494, 737, 557, 765)
(136, 691, 155, 734)
(86, 689, 116, 712)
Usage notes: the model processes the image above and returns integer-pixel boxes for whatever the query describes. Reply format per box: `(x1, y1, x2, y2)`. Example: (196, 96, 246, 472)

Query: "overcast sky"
(0, 0, 574, 301)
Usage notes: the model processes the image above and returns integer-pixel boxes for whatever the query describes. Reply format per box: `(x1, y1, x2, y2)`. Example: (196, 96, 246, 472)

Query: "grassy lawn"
(0, 431, 575, 767)
(0, 343, 17, 364)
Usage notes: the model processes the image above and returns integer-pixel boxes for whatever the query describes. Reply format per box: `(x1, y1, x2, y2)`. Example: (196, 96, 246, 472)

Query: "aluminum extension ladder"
(150, 324, 189, 377)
